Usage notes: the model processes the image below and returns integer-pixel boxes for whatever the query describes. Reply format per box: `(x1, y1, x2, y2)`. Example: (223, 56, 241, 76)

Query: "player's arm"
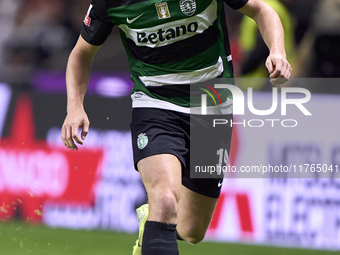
(62, 0, 113, 150)
(238, 0, 292, 84)
(61, 36, 101, 150)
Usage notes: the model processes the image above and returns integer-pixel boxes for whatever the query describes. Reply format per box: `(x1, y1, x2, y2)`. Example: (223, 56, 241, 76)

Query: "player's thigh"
(177, 186, 217, 243)
(137, 153, 182, 195)
(138, 153, 182, 222)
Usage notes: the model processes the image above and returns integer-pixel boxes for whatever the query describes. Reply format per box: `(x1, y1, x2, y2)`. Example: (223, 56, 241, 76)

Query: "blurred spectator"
(0, 0, 129, 88)
(281, 0, 319, 46)
(0, 0, 21, 65)
(1, 0, 338, 92)
(237, 0, 295, 91)
(291, 0, 340, 94)
(295, 0, 340, 78)
(0, 0, 78, 87)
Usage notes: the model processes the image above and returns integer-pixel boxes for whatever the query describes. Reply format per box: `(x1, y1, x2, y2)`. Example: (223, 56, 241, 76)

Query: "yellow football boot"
(132, 204, 149, 255)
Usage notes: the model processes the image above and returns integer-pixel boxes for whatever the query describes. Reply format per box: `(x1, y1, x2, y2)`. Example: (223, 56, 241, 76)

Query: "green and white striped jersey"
(81, 0, 248, 113)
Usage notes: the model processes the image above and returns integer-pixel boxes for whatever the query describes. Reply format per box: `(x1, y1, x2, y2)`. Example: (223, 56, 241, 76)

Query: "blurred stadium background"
(0, 0, 340, 254)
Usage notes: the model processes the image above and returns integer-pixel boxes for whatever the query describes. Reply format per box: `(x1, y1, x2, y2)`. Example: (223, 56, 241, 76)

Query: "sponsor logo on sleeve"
(84, 4, 93, 27)
(155, 2, 171, 19)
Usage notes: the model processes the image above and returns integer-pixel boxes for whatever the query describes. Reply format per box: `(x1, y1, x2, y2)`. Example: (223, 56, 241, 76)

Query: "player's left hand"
(265, 53, 292, 85)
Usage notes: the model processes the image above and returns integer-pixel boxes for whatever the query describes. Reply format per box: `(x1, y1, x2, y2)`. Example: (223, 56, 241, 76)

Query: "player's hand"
(61, 107, 90, 151)
(265, 53, 292, 85)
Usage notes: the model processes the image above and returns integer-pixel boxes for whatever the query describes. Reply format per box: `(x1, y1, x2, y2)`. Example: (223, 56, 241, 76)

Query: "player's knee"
(152, 191, 179, 222)
(159, 192, 178, 219)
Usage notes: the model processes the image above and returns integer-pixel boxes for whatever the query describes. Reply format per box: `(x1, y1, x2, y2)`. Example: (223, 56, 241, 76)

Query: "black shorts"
(130, 108, 233, 198)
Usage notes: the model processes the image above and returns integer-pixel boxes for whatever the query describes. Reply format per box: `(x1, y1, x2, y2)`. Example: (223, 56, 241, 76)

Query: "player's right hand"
(61, 107, 90, 151)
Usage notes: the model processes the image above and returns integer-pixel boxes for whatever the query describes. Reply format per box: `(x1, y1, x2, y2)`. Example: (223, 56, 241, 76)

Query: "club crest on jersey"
(155, 2, 171, 19)
(180, 0, 196, 16)
(84, 4, 93, 27)
(137, 133, 148, 150)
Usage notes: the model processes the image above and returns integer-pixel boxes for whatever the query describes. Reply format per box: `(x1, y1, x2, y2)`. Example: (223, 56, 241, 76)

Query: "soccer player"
(61, 0, 291, 254)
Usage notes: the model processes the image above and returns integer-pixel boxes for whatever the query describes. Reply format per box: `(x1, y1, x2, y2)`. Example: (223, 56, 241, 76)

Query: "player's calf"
(177, 227, 205, 244)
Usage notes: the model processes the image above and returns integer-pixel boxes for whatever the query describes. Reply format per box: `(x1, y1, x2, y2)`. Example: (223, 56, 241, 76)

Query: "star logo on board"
(0, 94, 103, 222)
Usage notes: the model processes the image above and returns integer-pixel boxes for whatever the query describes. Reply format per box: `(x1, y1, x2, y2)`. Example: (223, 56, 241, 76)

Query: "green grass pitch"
(0, 221, 337, 255)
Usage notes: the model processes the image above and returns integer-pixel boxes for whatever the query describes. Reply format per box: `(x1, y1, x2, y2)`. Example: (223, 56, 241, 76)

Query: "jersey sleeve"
(223, 0, 249, 10)
(80, 0, 114, 46)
